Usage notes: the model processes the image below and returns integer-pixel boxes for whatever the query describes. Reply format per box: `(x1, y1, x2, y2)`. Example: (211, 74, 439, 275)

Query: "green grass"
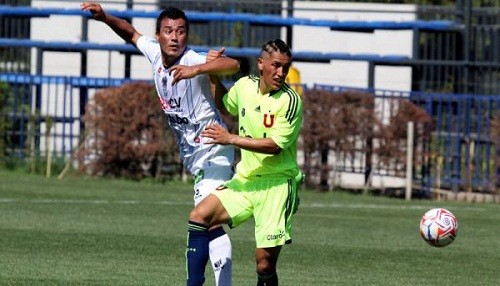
(0, 170, 499, 285)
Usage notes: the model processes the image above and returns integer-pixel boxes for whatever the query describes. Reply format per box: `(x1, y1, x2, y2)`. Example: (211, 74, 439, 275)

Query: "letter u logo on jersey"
(263, 114, 275, 128)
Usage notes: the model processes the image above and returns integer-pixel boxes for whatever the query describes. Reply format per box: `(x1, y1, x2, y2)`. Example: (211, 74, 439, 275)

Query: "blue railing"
(0, 38, 413, 64)
(0, 5, 462, 31)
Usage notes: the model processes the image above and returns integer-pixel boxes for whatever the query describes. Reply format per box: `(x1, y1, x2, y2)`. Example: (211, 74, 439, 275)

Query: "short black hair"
(156, 7, 189, 34)
(260, 39, 292, 58)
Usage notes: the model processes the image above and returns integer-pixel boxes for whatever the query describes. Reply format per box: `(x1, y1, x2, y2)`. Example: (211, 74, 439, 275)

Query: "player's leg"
(252, 177, 298, 286)
(187, 180, 253, 286)
(193, 167, 233, 285)
(187, 193, 231, 286)
(208, 225, 232, 286)
(186, 220, 210, 286)
(255, 246, 282, 286)
(185, 224, 231, 286)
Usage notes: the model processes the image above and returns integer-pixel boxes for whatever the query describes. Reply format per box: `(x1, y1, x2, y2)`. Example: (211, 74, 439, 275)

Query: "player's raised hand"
(80, 2, 106, 21)
(206, 47, 226, 63)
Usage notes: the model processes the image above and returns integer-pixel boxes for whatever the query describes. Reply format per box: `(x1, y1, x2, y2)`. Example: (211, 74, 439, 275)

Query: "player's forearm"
(200, 57, 240, 76)
(230, 135, 281, 155)
(100, 12, 139, 45)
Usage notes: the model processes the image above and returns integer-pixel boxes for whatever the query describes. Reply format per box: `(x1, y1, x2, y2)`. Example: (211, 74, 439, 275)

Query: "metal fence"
(0, 1, 499, 193)
(315, 84, 499, 193)
(416, 4, 500, 95)
(1, 73, 498, 193)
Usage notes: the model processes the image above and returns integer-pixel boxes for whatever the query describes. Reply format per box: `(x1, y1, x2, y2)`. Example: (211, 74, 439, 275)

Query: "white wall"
(31, 0, 155, 79)
(284, 1, 415, 91)
(31, 1, 416, 90)
(30, 0, 159, 154)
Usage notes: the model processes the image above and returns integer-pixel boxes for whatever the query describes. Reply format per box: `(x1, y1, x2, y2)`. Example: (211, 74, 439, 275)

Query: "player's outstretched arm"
(80, 2, 141, 46)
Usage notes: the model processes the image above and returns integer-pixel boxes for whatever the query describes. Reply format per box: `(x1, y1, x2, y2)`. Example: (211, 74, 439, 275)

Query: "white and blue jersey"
(136, 36, 234, 181)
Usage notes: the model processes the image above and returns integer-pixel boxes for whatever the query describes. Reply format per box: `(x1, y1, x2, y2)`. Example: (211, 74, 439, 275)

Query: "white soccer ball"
(419, 208, 458, 247)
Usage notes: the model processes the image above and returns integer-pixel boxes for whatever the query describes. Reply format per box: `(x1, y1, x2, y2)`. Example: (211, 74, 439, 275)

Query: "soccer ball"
(419, 208, 458, 247)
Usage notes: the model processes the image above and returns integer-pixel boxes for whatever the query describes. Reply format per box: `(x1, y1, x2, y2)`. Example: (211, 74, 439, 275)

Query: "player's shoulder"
(234, 75, 258, 87)
(137, 35, 158, 46)
(181, 48, 206, 63)
(281, 82, 301, 98)
(279, 83, 302, 105)
(278, 83, 303, 119)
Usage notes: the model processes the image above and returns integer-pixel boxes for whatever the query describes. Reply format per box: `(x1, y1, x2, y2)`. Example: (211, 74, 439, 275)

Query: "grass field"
(0, 170, 499, 285)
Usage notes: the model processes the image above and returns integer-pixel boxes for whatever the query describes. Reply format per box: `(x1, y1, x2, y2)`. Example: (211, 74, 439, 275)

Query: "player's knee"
(189, 205, 208, 225)
(256, 259, 275, 274)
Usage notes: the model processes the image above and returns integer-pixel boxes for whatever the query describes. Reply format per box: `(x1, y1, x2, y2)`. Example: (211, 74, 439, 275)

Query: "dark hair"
(260, 39, 292, 58)
(156, 7, 189, 34)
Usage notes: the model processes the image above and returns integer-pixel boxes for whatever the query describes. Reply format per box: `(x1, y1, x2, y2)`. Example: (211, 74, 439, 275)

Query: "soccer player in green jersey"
(186, 39, 303, 286)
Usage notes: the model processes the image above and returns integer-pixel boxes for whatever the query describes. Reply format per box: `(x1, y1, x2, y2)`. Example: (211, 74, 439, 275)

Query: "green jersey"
(223, 75, 303, 178)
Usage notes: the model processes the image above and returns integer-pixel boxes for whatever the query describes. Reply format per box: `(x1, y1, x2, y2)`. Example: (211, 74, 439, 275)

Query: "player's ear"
(257, 57, 264, 72)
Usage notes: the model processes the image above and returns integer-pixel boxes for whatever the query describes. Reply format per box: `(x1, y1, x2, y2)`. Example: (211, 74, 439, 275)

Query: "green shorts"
(213, 173, 302, 248)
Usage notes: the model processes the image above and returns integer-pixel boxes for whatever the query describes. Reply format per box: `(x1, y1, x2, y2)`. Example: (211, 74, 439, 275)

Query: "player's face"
(156, 17, 188, 64)
(258, 51, 291, 94)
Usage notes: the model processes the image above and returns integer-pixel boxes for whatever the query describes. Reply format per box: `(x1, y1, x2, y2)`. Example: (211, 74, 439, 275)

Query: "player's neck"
(162, 49, 186, 69)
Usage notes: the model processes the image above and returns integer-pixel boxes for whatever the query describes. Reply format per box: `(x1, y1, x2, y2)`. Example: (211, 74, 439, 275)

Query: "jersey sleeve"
(136, 36, 161, 64)
(184, 50, 207, 65)
(269, 91, 303, 150)
(222, 79, 241, 117)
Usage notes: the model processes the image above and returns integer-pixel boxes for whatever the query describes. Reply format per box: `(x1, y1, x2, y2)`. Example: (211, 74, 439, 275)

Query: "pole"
(406, 121, 414, 201)
(286, 0, 294, 48)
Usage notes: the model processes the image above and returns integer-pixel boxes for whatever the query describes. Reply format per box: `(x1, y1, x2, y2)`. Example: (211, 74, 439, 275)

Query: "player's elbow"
(220, 58, 240, 75)
(269, 146, 282, 155)
(231, 60, 241, 73)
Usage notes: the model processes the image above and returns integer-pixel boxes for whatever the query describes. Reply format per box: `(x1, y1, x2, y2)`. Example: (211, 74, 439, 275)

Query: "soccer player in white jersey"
(81, 2, 240, 285)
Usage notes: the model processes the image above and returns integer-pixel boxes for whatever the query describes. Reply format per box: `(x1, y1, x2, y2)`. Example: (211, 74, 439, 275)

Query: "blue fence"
(314, 84, 499, 193)
(1, 73, 498, 193)
(0, 4, 498, 193)
(0, 74, 129, 157)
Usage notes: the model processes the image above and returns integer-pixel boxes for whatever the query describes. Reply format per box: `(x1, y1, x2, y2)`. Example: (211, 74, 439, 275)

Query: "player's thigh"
(193, 166, 233, 205)
(212, 184, 254, 229)
(191, 193, 231, 226)
(254, 179, 294, 248)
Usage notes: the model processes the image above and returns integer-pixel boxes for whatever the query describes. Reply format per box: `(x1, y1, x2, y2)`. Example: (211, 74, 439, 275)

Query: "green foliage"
(0, 83, 8, 161)
(0, 81, 14, 167)
(0, 81, 33, 169)
(27, 156, 66, 177)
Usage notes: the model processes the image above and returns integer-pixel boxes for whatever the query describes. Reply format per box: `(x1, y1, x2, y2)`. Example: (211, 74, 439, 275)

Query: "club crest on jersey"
(263, 113, 275, 128)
